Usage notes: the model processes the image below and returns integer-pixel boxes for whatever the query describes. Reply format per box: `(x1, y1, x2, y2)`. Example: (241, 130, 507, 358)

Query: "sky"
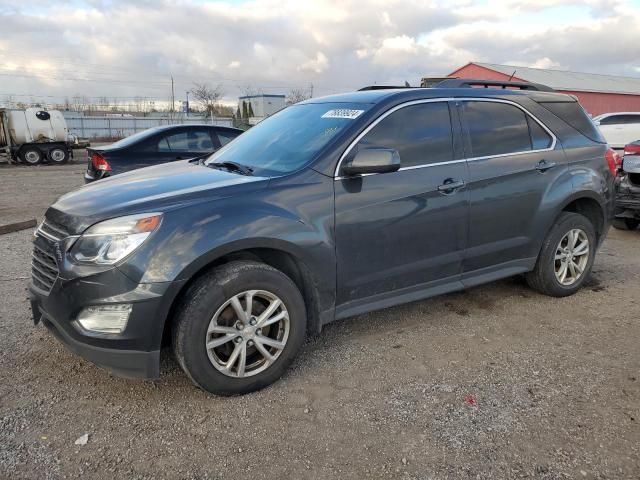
(1, 0, 640, 108)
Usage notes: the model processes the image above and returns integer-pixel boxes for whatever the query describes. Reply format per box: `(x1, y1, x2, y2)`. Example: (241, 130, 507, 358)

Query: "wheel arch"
(557, 192, 608, 244)
(160, 243, 324, 348)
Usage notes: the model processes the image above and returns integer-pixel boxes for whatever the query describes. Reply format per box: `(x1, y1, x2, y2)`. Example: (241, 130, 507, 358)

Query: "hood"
(49, 160, 268, 232)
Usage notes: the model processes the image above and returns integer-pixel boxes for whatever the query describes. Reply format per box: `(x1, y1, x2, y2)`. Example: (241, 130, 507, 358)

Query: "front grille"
(37, 218, 69, 242)
(31, 219, 67, 294)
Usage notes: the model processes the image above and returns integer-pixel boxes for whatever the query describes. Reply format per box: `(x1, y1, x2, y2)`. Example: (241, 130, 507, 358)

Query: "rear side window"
(527, 116, 553, 150)
(164, 130, 214, 152)
(600, 114, 640, 125)
(216, 130, 240, 146)
(462, 101, 535, 157)
(539, 101, 605, 143)
(356, 102, 453, 168)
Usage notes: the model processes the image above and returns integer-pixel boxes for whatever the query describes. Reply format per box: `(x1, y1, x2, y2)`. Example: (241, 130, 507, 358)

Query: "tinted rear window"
(462, 101, 534, 157)
(600, 114, 640, 125)
(539, 101, 605, 143)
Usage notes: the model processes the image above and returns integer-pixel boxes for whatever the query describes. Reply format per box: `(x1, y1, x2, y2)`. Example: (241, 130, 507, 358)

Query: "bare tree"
(286, 87, 312, 105)
(190, 83, 224, 116)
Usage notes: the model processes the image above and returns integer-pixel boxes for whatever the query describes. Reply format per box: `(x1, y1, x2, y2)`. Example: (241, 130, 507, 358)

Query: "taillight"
(605, 148, 620, 175)
(91, 152, 111, 171)
(623, 143, 640, 157)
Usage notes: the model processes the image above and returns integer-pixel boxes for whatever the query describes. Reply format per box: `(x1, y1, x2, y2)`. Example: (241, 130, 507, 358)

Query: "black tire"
(48, 147, 69, 164)
(526, 212, 597, 297)
(172, 261, 307, 396)
(19, 146, 42, 165)
(612, 217, 639, 231)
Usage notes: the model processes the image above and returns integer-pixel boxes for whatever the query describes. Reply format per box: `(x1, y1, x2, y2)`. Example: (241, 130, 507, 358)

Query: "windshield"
(108, 127, 162, 148)
(205, 102, 370, 175)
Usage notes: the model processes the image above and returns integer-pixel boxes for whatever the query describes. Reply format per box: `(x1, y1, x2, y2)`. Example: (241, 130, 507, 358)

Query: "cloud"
(0, 0, 638, 105)
(299, 52, 329, 74)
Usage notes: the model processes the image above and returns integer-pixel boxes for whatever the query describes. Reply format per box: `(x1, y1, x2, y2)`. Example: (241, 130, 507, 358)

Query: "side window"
(599, 115, 622, 125)
(622, 115, 640, 125)
(157, 137, 171, 152)
(356, 102, 453, 168)
(462, 101, 533, 157)
(165, 130, 213, 152)
(527, 116, 553, 150)
(217, 130, 239, 147)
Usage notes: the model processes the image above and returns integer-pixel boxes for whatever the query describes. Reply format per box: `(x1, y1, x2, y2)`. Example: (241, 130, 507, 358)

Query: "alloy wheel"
(554, 228, 589, 286)
(205, 290, 290, 378)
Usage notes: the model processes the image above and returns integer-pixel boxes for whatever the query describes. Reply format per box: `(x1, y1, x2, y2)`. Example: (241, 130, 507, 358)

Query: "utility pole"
(171, 75, 175, 113)
(309, 82, 314, 98)
(185, 91, 189, 117)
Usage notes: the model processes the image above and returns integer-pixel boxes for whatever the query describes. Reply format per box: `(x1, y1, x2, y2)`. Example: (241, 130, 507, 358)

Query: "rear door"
(458, 99, 566, 278)
(334, 100, 469, 312)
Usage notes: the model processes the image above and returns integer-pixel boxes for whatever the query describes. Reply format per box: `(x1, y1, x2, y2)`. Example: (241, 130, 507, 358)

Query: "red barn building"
(441, 62, 640, 116)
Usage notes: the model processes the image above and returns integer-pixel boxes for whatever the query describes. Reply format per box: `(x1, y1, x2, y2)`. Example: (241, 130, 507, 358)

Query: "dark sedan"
(84, 124, 242, 182)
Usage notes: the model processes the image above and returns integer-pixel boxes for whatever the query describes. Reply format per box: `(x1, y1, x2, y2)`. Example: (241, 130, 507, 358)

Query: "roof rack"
(358, 85, 416, 91)
(434, 78, 554, 92)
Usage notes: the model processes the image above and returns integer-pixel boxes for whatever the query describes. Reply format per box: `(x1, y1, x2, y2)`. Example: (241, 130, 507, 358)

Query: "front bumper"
(34, 305, 161, 378)
(29, 268, 185, 379)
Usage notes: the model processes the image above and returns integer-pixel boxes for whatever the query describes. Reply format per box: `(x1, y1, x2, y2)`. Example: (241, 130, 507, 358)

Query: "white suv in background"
(593, 112, 640, 149)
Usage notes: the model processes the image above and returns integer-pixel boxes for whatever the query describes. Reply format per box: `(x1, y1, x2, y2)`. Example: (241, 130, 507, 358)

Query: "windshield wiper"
(209, 161, 254, 176)
(188, 153, 210, 165)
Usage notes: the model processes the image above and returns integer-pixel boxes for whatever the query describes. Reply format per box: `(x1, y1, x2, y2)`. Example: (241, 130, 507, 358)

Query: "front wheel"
(172, 261, 307, 395)
(526, 212, 596, 297)
(19, 146, 43, 165)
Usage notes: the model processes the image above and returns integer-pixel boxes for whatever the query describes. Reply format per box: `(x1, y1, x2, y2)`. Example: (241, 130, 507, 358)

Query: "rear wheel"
(48, 147, 69, 164)
(172, 261, 307, 395)
(19, 147, 42, 165)
(526, 212, 596, 297)
(612, 217, 639, 230)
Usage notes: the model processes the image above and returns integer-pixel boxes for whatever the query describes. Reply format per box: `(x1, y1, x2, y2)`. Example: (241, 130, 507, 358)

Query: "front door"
(334, 101, 469, 313)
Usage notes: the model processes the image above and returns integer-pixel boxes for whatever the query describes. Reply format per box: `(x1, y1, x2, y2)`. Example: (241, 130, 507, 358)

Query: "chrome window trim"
(458, 97, 557, 161)
(333, 96, 557, 179)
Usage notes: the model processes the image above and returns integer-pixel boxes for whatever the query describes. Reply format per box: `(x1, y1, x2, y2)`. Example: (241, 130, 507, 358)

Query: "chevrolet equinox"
(30, 79, 616, 395)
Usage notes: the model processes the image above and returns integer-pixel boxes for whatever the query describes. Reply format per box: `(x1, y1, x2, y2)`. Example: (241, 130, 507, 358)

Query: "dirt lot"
(0, 163, 639, 479)
(0, 152, 87, 228)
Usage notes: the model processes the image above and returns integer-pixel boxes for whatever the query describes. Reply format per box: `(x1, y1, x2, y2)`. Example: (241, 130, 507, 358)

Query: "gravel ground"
(0, 155, 87, 227)
(0, 164, 639, 479)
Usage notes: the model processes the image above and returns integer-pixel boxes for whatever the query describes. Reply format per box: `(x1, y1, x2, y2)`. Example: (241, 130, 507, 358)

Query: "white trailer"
(0, 108, 73, 165)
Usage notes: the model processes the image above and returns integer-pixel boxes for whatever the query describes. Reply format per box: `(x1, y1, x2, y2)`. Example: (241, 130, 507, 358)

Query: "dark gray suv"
(30, 80, 616, 395)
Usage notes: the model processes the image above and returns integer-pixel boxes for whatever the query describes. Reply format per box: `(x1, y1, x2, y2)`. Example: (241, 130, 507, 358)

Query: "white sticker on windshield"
(322, 109, 364, 119)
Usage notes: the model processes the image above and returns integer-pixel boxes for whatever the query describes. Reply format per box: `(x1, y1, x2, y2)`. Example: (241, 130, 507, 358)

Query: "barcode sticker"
(322, 109, 364, 119)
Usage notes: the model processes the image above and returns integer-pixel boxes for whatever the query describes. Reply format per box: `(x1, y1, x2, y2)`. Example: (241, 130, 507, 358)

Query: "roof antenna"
(508, 70, 517, 81)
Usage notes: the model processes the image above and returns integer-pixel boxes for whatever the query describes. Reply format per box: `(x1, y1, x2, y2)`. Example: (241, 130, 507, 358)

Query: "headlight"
(70, 213, 162, 265)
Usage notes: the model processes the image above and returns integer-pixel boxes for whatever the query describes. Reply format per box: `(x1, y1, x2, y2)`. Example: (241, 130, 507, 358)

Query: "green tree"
(242, 101, 248, 118)
(247, 102, 255, 117)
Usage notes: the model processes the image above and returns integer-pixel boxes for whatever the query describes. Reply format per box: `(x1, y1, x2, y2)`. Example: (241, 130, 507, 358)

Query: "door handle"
(535, 159, 556, 172)
(437, 178, 466, 194)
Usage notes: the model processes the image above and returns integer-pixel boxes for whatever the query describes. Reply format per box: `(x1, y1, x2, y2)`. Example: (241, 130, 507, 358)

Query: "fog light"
(75, 304, 132, 334)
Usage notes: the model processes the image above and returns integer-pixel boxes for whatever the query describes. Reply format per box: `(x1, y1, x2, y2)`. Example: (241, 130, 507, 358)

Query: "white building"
(238, 94, 286, 124)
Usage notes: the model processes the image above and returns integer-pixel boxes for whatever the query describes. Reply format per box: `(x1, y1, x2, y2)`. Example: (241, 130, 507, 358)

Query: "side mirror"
(342, 147, 401, 176)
